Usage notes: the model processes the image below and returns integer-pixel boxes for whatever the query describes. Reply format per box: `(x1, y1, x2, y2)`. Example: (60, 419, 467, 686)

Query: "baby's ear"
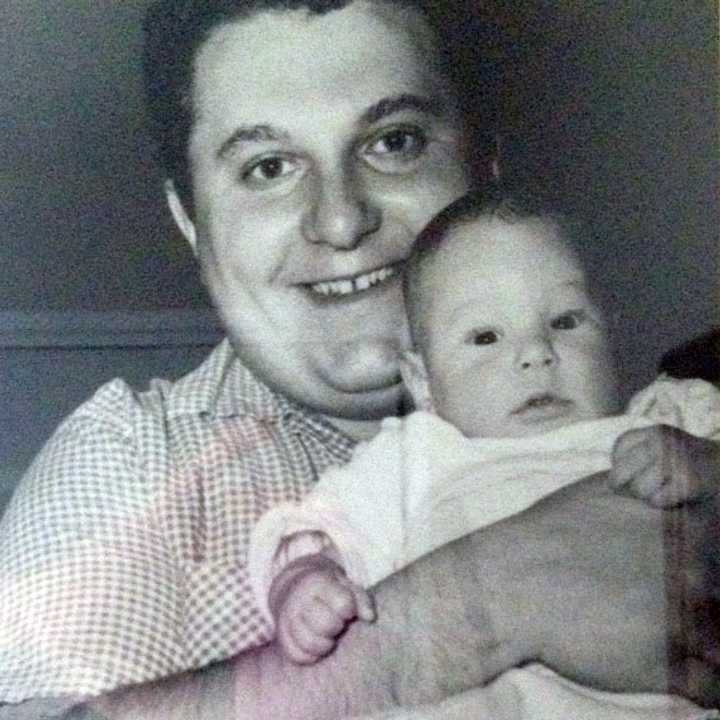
(399, 350, 435, 413)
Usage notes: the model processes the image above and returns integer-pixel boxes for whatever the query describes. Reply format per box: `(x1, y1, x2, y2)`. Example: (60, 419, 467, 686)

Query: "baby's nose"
(516, 336, 557, 370)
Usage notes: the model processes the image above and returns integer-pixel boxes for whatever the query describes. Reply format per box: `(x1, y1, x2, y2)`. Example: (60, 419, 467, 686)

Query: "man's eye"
(370, 128, 425, 155)
(242, 156, 296, 184)
(551, 310, 585, 330)
(362, 127, 428, 172)
(470, 330, 499, 346)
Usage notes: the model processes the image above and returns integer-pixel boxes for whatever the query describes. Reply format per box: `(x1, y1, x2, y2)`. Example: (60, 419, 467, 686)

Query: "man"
(0, 0, 718, 718)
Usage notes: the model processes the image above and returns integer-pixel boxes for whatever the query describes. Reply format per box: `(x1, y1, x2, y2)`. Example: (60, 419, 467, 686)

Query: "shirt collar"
(165, 339, 287, 421)
(165, 340, 358, 452)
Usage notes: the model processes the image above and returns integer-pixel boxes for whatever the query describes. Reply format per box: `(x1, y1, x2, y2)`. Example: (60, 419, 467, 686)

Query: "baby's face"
(408, 216, 620, 438)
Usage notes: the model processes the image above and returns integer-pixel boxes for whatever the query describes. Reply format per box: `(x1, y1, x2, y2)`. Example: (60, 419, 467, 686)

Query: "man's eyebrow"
(215, 95, 445, 159)
(217, 124, 290, 160)
(360, 94, 446, 126)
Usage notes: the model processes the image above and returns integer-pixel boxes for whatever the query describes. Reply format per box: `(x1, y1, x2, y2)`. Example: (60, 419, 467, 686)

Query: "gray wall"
(0, 1, 718, 509)
(1, 0, 208, 311)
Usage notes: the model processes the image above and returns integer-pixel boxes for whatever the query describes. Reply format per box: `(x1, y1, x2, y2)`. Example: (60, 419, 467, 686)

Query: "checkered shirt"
(0, 340, 355, 702)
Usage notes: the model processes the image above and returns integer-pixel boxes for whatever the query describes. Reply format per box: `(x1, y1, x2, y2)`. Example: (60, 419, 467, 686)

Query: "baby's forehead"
(433, 214, 583, 279)
(407, 211, 591, 339)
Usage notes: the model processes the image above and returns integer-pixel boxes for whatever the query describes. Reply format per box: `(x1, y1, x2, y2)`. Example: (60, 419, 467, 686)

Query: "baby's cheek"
(431, 370, 483, 433)
(566, 333, 615, 372)
(585, 362, 620, 415)
(463, 374, 509, 435)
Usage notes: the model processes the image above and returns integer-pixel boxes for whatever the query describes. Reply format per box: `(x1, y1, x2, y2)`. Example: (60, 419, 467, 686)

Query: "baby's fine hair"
(402, 181, 597, 346)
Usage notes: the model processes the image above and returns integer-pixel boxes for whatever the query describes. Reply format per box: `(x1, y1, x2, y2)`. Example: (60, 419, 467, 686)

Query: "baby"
(249, 184, 720, 686)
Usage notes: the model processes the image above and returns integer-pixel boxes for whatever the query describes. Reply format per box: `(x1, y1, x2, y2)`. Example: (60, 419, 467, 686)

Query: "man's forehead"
(188, 1, 455, 148)
(191, 1, 448, 100)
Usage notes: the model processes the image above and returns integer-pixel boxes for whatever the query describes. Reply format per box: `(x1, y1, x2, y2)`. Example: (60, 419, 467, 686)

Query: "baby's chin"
(460, 405, 597, 440)
(507, 407, 610, 438)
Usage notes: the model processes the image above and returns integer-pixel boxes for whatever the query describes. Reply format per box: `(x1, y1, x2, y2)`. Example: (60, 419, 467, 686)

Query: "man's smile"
(305, 263, 400, 298)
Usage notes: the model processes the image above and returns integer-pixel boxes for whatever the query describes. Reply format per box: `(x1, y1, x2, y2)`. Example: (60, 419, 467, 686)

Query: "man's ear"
(165, 179, 198, 257)
(399, 350, 435, 413)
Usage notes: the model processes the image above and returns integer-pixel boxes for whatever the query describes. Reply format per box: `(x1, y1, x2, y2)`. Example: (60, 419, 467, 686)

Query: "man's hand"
(610, 425, 719, 507)
(486, 471, 720, 707)
(270, 555, 375, 664)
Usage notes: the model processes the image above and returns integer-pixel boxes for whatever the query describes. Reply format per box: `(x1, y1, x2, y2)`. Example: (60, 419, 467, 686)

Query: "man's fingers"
(614, 427, 654, 454)
(648, 479, 691, 508)
(627, 462, 668, 500)
(610, 429, 655, 488)
(614, 425, 716, 505)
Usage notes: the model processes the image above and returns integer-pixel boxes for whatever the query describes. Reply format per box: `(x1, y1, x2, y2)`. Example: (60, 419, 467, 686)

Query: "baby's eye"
(470, 330, 499, 346)
(242, 155, 297, 185)
(551, 310, 586, 330)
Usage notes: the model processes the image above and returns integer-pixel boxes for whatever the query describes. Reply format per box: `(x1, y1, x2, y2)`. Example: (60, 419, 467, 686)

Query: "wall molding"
(0, 310, 224, 349)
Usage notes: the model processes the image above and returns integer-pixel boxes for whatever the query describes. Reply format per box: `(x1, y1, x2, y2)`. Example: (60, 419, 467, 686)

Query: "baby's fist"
(270, 555, 375, 664)
(610, 425, 718, 508)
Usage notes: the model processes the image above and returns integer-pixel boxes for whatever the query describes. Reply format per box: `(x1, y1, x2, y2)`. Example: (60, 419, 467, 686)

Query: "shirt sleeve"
(0, 380, 186, 703)
(627, 375, 720, 439)
(248, 421, 407, 622)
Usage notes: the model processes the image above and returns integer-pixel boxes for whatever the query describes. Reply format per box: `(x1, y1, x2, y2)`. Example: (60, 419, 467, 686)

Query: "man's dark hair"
(142, 0, 497, 213)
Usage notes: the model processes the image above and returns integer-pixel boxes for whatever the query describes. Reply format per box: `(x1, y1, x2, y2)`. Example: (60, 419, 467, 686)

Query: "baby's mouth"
(512, 393, 573, 416)
(306, 264, 399, 298)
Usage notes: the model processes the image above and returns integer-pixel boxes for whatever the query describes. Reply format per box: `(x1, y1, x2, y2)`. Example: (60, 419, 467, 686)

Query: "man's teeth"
(311, 266, 397, 297)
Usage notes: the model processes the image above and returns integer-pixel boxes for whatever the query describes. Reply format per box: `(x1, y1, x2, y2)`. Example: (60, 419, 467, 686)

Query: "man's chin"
(316, 340, 404, 395)
(308, 358, 406, 423)
(329, 383, 406, 425)
(324, 366, 401, 396)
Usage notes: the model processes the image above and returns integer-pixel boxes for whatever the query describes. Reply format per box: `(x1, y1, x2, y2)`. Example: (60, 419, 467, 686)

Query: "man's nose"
(515, 333, 558, 371)
(301, 169, 381, 249)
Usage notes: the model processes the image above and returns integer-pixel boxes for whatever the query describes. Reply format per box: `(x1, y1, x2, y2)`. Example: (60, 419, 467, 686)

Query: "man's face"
(406, 217, 620, 438)
(167, 0, 470, 424)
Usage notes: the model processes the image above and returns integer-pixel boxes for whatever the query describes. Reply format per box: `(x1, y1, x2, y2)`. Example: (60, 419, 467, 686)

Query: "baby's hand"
(610, 425, 719, 508)
(269, 555, 375, 664)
